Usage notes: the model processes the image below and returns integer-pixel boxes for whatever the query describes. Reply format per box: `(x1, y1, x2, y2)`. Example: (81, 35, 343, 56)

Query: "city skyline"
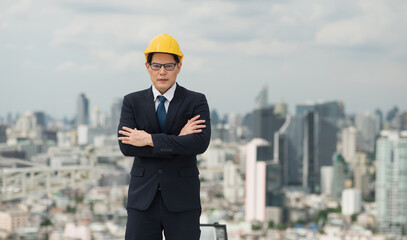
(1, 0, 407, 118)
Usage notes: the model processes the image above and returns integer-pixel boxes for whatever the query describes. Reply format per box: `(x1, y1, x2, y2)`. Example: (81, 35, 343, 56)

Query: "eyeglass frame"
(149, 62, 178, 71)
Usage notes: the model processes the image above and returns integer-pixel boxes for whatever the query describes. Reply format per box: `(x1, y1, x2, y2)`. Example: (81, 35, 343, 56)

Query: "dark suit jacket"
(118, 84, 211, 212)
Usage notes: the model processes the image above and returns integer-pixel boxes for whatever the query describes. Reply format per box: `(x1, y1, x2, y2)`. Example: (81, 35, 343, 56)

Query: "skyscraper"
(223, 161, 244, 204)
(274, 115, 304, 186)
(376, 130, 407, 235)
(252, 105, 285, 155)
(245, 139, 283, 223)
(33, 111, 46, 128)
(320, 166, 333, 196)
(0, 125, 7, 143)
(355, 112, 378, 153)
(110, 98, 122, 134)
(296, 101, 343, 193)
(331, 153, 349, 201)
(303, 111, 319, 193)
(254, 85, 268, 110)
(76, 93, 89, 126)
(341, 126, 357, 167)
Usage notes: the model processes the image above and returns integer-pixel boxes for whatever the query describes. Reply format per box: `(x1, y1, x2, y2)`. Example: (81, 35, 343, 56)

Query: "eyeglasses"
(149, 62, 177, 71)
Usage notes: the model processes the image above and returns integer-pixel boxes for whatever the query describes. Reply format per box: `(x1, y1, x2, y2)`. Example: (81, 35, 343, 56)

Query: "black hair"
(147, 52, 180, 64)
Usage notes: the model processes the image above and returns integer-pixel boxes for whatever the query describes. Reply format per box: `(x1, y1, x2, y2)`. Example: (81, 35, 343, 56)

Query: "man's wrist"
(147, 134, 154, 146)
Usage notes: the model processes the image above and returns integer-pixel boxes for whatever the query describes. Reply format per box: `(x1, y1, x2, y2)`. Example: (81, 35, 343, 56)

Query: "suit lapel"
(165, 84, 185, 133)
(143, 87, 160, 132)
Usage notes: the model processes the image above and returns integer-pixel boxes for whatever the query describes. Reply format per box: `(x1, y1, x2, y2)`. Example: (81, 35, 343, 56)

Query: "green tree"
(40, 218, 53, 227)
(66, 205, 76, 213)
(252, 224, 262, 231)
(276, 224, 286, 230)
(351, 213, 358, 222)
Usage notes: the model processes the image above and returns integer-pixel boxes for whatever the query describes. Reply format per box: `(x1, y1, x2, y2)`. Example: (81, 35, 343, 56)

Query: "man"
(117, 33, 211, 240)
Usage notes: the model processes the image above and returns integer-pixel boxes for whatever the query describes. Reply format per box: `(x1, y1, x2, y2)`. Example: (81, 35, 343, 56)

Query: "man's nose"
(158, 66, 167, 74)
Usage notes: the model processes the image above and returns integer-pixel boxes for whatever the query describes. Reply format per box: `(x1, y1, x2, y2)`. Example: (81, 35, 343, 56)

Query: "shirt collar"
(152, 83, 177, 102)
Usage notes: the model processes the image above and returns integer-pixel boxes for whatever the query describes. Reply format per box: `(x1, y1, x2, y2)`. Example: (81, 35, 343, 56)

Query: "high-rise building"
(303, 112, 319, 193)
(0, 125, 7, 143)
(252, 105, 285, 155)
(386, 106, 399, 124)
(341, 188, 361, 216)
(254, 85, 268, 110)
(400, 112, 407, 130)
(274, 115, 304, 186)
(76, 93, 89, 126)
(296, 100, 344, 126)
(245, 139, 283, 223)
(14, 112, 41, 139)
(341, 126, 357, 167)
(355, 112, 378, 153)
(33, 111, 46, 128)
(331, 153, 349, 201)
(320, 166, 333, 196)
(110, 98, 122, 134)
(353, 152, 371, 199)
(376, 130, 407, 235)
(374, 109, 383, 134)
(223, 161, 244, 204)
(296, 101, 343, 194)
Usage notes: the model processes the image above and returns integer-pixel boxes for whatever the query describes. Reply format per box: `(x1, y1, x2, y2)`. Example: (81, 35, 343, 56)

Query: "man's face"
(146, 53, 182, 94)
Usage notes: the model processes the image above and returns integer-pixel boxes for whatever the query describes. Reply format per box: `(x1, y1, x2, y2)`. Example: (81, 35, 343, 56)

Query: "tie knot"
(157, 95, 166, 104)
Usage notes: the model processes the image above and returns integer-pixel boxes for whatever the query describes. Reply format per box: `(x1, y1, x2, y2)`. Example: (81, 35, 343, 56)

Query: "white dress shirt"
(152, 83, 177, 113)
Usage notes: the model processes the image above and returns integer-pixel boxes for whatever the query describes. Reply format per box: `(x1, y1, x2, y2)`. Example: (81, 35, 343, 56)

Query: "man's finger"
(122, 126, 133, 131)
(190, 115, 200, 121)
(118, 130, 130, 136)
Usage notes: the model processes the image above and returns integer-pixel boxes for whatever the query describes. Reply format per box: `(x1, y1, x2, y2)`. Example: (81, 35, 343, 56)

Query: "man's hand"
(118, 127, 154, 146)
(179, 115, 206, 136)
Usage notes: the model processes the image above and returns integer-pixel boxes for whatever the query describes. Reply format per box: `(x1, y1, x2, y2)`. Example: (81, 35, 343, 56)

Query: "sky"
(1, 0, 406, 119)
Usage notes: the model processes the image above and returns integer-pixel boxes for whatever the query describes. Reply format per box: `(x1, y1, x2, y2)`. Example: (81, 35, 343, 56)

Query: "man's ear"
(145, 62, 149, 69)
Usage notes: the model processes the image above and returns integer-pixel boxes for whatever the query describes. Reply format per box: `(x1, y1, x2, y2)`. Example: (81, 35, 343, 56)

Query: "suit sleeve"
(117, 95, 155, 157)
(151, 94, 211, 156)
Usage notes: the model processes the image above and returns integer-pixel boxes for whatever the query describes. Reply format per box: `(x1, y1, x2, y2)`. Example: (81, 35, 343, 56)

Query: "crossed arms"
(118, 115, 206, 147)
(117, 94, 211, 157)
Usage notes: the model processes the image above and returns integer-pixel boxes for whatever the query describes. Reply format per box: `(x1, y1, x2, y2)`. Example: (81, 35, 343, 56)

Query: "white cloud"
(5, 0, 32, 17)
(91, 49, 143, 72)
(23, 59, 33, 68)
(315, 0, 405, 46)
(0, 0, 32, 29)
(55, 61, 97, 72)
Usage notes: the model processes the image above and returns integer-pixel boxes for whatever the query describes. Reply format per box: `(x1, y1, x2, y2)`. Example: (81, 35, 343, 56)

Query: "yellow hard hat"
(144, 33, 184, 62)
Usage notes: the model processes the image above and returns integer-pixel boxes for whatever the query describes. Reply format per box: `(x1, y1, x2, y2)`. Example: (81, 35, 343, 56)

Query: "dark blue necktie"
(156, 95, 167, 132)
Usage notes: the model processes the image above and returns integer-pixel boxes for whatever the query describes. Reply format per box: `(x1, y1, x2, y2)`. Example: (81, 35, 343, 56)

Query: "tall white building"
(245, 138, 269, 222)
(341, 188, 361, 216)
(91, 107, 107, 128)
(244, 138, 284, 223)
(353, 153, 370, 198)
(320, 166, 333, 196)
(341, 126, 357, 167)
(376, 130, 407, 235)
(223, 161, 244, 204)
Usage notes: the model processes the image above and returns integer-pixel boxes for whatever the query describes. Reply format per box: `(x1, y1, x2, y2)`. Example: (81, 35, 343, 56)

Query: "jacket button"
(158, 169, 163, 174)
